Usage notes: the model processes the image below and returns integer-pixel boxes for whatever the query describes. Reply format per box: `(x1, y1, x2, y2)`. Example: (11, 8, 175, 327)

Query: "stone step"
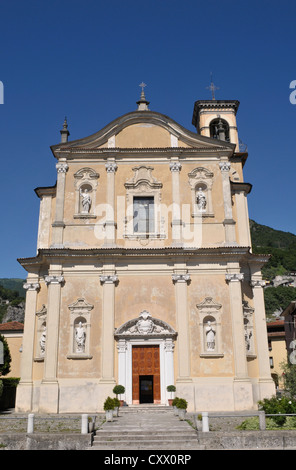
(90, 443, 206, 450)
(94, 433, 197, 442)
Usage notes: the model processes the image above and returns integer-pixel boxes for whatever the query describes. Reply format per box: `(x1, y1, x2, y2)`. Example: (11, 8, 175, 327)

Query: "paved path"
(91, 405, 204, 450)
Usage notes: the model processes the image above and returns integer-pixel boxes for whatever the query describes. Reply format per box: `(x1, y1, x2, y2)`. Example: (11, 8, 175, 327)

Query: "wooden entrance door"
(132, 345, 160, 403)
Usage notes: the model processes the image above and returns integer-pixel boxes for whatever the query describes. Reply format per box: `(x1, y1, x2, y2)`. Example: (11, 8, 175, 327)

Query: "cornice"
(17, 246, 270, 270)
(53, 146, 234, 162)
(50, 110, 235, 159)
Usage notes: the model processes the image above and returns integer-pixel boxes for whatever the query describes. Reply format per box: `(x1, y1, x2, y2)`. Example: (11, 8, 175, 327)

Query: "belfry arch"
(114, 311, 177, 405)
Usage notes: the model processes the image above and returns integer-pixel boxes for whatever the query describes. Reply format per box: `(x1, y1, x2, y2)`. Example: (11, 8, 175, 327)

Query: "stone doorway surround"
(114, 310, 177, 405)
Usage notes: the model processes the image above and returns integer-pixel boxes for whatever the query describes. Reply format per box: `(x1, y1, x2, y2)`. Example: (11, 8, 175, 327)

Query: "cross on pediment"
(139, 82, 147, 92)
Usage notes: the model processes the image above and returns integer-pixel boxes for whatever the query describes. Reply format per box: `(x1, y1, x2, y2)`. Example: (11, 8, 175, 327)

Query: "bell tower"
(192, 78, 240, 151)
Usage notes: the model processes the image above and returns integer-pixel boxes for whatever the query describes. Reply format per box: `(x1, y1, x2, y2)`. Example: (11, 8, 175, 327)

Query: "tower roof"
(192, 99, 240, 127)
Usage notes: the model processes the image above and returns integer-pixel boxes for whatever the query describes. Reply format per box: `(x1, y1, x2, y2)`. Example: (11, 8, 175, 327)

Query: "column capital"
(100, 275, 119, 285)
(56, 162, 69, 173)
(105, 162, 118, 173)
(45, 275, 64, 285)
(170, 161, 182, 172)
(172, 273, 191, 284)
(250, 279, 266, 288)
(225, 273, 244, 282)
(23, 282, 40, 291)
(219, 161, 231, 172)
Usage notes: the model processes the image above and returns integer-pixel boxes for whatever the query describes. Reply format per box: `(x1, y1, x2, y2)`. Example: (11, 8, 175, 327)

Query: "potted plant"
(113, 384, 125, 406)
(172, 397, 180, 415)
(113, 397, 120, 417)
(166, 385, 176, 406)
(88, 416, 96, 432)
(176, 398, 188, 420)
(104, 396, 115, 422)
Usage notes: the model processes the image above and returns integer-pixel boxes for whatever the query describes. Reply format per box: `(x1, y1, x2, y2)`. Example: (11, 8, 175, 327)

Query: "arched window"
(209, 118, 230, 142)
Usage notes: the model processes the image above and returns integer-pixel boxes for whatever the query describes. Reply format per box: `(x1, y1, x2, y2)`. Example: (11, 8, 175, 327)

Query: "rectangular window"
(133, 197, 155, 233)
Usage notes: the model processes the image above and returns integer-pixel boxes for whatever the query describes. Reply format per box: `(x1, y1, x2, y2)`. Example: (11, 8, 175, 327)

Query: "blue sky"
(0, 0, 295, 278)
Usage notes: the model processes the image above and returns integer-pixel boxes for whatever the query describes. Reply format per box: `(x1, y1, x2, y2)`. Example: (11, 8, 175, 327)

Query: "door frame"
(117, 337, 175, 405)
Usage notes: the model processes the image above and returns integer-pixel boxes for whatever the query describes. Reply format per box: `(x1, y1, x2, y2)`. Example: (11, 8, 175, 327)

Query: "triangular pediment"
(51, 110, 235, 156)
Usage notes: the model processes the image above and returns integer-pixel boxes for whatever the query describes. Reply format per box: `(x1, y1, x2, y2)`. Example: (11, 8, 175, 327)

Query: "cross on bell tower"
(206, 73, 219, 100)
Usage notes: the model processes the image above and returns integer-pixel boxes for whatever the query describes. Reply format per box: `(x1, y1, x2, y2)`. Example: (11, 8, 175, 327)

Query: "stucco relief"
(114, 310, 177, 339)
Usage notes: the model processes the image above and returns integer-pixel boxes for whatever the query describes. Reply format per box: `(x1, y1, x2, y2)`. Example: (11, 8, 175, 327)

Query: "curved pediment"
(114, 310, 177, 339)
(51, 110, 235, 155)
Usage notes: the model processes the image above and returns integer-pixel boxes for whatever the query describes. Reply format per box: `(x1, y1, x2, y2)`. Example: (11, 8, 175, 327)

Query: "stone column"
(219, 161, 236, 244)
(39, 272, 64, 413)
(172, 273, 191, 382)
(51, 161, 68, 248)
(15, 278, 40, 412)
(100, 274, 118, 383)
(170, 161, 182, 245)
(251, 278, 275, 398)
(104, 161, 117, 247)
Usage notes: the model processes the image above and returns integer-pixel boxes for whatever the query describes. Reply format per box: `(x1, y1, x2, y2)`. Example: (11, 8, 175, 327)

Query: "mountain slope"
(250, 220, 296, 280)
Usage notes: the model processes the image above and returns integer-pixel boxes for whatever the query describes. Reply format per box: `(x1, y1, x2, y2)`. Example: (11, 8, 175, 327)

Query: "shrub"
(258, 396, 296, 426)
(113, 397, 120, 408)
(103, 396, 115, 411)
(113, 385, 125, 396)
(166, 385, 176, 393)
(172, 397, 180, 407)
(176, 398, 188, 409)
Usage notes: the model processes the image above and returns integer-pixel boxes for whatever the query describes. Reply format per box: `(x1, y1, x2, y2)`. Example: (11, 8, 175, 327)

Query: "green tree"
(264, 286, 296, 317)
(0, 334, 11, 376)
(282, 362, 296, 399)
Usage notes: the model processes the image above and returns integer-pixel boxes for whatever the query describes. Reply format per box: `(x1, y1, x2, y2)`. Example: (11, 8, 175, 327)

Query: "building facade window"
(133, 196, 155, 233)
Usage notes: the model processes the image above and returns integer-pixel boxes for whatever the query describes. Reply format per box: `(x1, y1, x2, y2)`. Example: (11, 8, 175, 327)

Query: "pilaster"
(226, 271, 253, 409)
(170, 160, 183, 245)
(39, 272, 64, 413)
(250, 277, 275, 398)
(51, 161, 68, 248)
(15, 278, 40, 412)
(225, 272, 248, 378)
(172, 271, 191, 382)
(219, 161, 236, 244)
(104, 160, 117, 246)
(100, 273, 118, 383)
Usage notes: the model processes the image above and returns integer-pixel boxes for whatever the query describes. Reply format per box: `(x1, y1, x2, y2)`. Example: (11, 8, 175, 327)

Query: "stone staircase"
(91, 405, 205, 450)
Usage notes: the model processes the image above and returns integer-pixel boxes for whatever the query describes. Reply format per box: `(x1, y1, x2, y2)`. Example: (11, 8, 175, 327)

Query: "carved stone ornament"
(196, 297, 222, 312)
(124, 166, 162, 191)
(68, 298, 94, 313)
(114, 310, 177, 339)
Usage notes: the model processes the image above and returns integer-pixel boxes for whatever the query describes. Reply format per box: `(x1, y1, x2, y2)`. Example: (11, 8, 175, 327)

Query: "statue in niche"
(205, 321, 216, 351)
(40, 326, 46, 356)
(80, 188, 92, 213)
(196, 187, 207, 211)
(75, 321, 86, 353)
(244, 325, 252, 351)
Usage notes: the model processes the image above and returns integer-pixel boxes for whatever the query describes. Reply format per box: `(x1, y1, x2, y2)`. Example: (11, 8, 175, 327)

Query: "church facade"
(15, 89, 275, 413)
